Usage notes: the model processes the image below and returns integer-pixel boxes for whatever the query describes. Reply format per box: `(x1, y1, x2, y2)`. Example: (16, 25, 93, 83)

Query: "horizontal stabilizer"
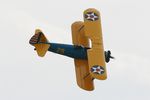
(29, 29, 50, 57)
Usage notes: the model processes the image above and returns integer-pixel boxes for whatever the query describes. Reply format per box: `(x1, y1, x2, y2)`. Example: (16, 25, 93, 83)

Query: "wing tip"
(84, 8, 100, 14)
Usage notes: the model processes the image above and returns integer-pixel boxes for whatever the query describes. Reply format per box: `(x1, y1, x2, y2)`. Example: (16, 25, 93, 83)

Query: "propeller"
(105, 50, 114, 63)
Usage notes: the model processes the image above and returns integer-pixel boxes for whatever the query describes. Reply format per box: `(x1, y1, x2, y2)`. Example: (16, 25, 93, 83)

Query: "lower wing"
(71, 21, 94, 91)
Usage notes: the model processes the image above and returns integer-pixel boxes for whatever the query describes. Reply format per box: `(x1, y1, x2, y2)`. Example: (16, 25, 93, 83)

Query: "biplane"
(29, 8, 114, 91)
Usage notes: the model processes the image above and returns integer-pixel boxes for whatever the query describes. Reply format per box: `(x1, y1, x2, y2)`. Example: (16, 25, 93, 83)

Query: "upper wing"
(29, 29, 50, 57)
(83, 8, 107, 80)
(71, 21, 94, 91)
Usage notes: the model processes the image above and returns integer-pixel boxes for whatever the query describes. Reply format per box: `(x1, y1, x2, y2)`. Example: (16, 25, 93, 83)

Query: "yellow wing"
(71, 21, 94, 91)
(83, 8, 107, 80)
(29, 29, 50, 57)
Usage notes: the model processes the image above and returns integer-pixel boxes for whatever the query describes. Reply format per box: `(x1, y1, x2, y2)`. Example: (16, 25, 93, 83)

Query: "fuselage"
(48, 43, 88, 59)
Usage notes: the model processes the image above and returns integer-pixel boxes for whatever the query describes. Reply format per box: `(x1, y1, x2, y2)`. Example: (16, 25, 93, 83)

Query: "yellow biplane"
(29, 8, 114, 91)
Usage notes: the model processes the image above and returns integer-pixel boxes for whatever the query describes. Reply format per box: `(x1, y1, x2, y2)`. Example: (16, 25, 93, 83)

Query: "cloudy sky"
(0, 0, 150, 100)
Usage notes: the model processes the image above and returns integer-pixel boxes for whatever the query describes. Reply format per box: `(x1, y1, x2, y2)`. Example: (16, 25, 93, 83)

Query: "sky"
(0, 0, 150, 100)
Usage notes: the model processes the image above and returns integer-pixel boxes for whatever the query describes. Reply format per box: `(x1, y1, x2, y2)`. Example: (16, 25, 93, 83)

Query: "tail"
(29, 29, 50, 57)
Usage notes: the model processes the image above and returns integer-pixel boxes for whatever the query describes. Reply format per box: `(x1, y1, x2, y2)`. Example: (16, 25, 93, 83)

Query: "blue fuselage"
(48, 43, 88, 59)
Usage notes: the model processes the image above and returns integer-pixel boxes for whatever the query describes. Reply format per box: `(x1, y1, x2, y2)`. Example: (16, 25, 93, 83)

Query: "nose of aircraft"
(105, 50, 114, 63)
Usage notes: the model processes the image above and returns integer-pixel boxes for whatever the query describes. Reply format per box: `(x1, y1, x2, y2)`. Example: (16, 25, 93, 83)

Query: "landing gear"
(105, 50, 114, 63)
